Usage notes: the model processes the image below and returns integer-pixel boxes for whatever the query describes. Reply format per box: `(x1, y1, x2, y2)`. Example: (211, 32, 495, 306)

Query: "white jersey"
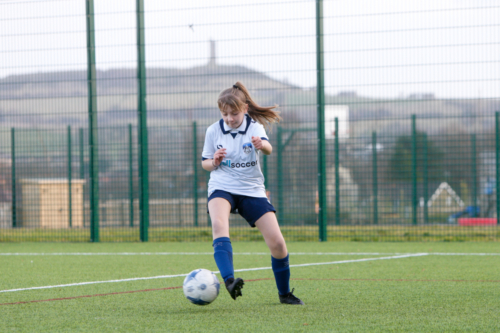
(202, 114, 268, 198)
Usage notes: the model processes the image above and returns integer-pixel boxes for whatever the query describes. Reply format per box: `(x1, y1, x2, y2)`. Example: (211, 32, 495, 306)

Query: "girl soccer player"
(201, 82, 304, 305)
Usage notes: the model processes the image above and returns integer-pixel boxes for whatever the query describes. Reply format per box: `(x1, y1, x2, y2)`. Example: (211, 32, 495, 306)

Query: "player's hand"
(213, 148, 226, 166)
(251, 136, 263, 150)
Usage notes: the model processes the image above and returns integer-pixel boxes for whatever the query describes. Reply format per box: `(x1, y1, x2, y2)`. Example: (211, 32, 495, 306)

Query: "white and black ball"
(183, 269, 220, 305)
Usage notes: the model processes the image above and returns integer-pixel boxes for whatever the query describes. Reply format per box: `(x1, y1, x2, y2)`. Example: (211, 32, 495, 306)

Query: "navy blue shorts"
(207, 190, 276, 228)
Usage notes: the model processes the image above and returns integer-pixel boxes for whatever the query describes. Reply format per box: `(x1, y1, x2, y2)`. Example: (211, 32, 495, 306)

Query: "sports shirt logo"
(220, 160, 258, 168)
(242, 142, 252, 154)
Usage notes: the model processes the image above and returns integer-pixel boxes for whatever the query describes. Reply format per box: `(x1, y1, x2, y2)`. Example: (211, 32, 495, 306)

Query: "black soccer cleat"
(225, 277, 244, 300)
(279, 288, 304, 305)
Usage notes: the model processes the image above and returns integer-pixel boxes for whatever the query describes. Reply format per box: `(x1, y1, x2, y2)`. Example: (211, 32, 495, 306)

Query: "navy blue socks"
(272, 254, 290, 296)
(213, 237, 290, 295)
(213, 237, 234, 283)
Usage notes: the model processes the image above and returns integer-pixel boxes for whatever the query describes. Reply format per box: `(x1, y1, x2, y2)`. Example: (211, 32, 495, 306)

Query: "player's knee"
(211, 218, 228, 235)
(269, 237, 287, 258)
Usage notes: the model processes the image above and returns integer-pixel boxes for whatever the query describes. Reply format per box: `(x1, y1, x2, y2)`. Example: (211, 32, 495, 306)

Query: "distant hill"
(0, 64, 301, 127)
(1, 63, 498, 136)
(0, 64, 297, 99)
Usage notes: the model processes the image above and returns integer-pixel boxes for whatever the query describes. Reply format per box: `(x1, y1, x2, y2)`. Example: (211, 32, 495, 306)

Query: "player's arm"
(202, 159, 218, 172)
(251, 136, 272, 155)
(202, 148, 227, 171)
(259, 140, 272, 155)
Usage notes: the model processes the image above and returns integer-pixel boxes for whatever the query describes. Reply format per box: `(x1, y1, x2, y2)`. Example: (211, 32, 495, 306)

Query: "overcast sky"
(1, 0, 499, 99)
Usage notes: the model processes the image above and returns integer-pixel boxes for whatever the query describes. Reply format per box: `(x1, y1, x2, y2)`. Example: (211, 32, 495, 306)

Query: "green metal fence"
(0, 0, 499, 242)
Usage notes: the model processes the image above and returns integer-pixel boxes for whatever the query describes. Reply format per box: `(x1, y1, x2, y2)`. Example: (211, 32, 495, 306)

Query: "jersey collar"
(219, 114, 252, 135)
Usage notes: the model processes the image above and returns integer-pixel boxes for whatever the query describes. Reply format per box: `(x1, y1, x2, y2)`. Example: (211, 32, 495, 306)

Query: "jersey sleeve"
(253, 122, 269, 141)
(202, 126, 215, 160)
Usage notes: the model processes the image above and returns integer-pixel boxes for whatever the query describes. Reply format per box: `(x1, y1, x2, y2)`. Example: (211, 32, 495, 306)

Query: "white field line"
(1, 252, 500, 256)
(0, 253, 428, 294)
(426, 253, 500, 256)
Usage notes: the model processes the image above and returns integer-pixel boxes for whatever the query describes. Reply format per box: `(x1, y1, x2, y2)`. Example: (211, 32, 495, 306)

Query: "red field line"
(2, 277, 499, 306)
(0, 278, 273, 306)
(0, 286, 183, 306)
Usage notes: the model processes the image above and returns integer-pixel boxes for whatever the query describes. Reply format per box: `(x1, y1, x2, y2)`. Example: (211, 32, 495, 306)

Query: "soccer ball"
(183, 269, 220, 305)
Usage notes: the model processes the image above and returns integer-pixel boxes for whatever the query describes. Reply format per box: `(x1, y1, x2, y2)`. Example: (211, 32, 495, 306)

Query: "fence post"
(423, 133, 429, 223)
(334, 118, 340, 226)
(411, 115, 417, 225)
(193, 121, 198, 227)
(11, 128, 16, 228)
(79, 128, 85, 227)
(67, 126, 72, 227)
(471, 134, 477, 214)
(277, 125, 283, 225)
(86, 0, 99, 242)
(316, 0, 327, 240)
(496, 112, 499, 224)
(128, 124, 134, 227)
(372, 132, 378, 225)
(79, 128, 84, 179)
(137, 0, 149, 241)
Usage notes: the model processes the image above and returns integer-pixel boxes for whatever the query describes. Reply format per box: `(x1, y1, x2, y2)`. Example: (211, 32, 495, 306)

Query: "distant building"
(325, 105, 349, 139)
(479, 152, 495, 186)
(407, 93, 435, 100)
(208, 40, 216, 67)
(427, 182, 464, 213)
(365, 143, 384, 151)
(326, 164, 359, 211)
(0, 175, 10, 202)
(337, 91, 357, 98)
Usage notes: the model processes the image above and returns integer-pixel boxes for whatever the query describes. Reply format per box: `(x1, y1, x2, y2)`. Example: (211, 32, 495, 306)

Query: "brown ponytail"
(217, 81, 282, 131)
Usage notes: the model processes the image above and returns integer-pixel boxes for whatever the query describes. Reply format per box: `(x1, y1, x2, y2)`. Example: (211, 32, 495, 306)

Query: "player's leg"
(254, 212, 287, 259)
(208, 197, 233, 281)
(208, 197, 231, 239)
(255, 212, 304, 305)
(208, 196, 244, 300)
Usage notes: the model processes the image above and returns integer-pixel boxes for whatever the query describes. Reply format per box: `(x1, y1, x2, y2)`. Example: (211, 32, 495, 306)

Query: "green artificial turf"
(1, 242, 499, 332)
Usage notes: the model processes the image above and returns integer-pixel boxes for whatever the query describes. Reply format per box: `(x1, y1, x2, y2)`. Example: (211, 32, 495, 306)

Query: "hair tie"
(233, 85, 238, 89)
